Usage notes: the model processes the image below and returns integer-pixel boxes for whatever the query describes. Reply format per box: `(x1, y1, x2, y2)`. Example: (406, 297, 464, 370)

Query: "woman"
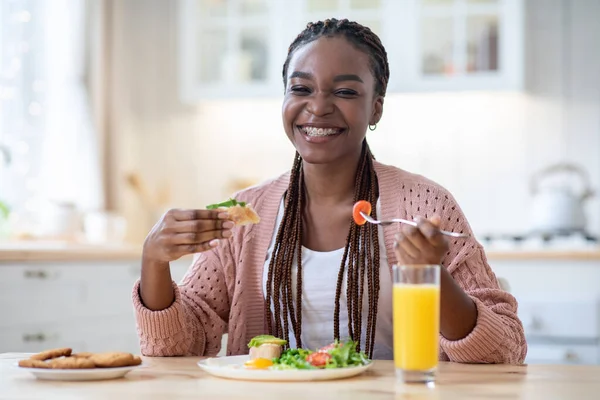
(134, 19, 526, 363)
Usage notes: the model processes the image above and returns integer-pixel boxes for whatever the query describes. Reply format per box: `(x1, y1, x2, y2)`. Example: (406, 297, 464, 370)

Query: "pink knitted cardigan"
(132, 161, 527, 364)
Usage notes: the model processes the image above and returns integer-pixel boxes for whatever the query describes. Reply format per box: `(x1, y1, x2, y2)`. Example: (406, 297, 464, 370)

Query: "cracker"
(47, 357, 95, 369)
(30, 347, 72, 361)
(71, 352, 94, 359)
(18, 359, 51, 369)
(89, 352, 137, 368)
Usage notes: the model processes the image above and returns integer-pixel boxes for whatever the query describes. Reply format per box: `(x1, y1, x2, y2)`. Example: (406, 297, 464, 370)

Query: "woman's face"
(282, 36, 383, 165)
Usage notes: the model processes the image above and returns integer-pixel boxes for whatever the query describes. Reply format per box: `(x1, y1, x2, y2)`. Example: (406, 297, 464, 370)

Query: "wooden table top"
(2, 353, 600, 399)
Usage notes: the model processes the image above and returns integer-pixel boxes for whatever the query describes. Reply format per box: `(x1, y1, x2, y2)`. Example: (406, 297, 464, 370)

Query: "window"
(0, 0, 102, 239)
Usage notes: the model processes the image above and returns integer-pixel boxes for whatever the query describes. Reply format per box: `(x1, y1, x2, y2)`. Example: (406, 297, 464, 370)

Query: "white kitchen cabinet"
(390, 0, 523, 92)
(490, 257, 600, 365)
(178, 0, 288, 101)
(178, 0, 523, 101)
(0, 257, 194, 355)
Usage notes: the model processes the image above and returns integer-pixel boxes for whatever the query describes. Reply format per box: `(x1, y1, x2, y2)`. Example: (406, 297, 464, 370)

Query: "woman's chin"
(295, 149, 338, 165)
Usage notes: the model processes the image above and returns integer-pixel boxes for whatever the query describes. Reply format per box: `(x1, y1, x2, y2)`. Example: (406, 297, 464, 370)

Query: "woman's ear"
(370, 96, 384, 125)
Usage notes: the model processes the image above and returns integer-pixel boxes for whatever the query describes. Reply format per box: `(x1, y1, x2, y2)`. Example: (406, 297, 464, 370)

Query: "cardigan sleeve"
(132, 242, 235, 357)
(434, 188, 527, 364)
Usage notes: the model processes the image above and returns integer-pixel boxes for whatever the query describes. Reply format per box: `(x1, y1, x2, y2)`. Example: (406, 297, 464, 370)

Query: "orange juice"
(393, 283, 440, 371)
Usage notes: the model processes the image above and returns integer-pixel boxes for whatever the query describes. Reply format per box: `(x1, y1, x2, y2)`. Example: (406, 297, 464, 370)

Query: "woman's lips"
(296, 125, 345, 143)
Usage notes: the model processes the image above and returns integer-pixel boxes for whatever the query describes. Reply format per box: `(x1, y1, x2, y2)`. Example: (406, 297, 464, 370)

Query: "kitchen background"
(1, 0, 600, 365)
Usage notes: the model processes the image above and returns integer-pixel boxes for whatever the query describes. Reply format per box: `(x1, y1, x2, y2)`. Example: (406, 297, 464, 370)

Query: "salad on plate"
(243, 335, 371, 370)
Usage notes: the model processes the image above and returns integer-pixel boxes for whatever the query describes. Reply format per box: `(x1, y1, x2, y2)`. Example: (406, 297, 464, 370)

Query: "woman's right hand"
(142, 208, 234, 263)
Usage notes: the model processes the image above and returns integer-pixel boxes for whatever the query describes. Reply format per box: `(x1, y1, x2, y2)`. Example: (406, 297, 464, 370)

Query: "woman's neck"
(302, 155, 361, 206)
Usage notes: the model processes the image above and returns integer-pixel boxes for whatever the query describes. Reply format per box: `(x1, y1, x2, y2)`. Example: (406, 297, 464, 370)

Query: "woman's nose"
(306, 92, 334, 116)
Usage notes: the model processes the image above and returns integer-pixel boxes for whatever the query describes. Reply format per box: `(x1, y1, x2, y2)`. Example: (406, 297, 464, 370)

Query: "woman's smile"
(297, 124, 347, 144)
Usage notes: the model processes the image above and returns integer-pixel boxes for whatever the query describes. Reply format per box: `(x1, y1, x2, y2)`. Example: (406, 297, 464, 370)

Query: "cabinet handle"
(23, 270, 49, 279)
(564, 350, 579, 363)
(22, 333, 47, 342)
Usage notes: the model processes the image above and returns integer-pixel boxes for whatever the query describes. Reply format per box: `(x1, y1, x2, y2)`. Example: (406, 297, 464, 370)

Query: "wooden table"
(1, 353, 600, 399)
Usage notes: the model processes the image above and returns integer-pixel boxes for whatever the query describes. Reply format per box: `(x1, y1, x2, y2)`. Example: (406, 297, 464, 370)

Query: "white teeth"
(301, 126, 341, 137)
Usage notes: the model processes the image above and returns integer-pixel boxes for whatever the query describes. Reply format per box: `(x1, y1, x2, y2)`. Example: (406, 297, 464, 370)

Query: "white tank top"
(262, 199, 393, 360)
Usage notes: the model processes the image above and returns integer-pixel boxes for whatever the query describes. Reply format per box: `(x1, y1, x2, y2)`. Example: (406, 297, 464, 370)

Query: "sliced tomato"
(352, 200, 372, 226)
(306, 352, 332, 368)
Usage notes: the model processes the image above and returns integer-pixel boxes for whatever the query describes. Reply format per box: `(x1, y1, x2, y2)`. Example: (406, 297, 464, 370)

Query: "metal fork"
(360, 212, 470, 238)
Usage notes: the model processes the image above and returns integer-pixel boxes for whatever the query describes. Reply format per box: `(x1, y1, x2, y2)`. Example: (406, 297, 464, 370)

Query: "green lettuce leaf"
(206, 198, 247, 210)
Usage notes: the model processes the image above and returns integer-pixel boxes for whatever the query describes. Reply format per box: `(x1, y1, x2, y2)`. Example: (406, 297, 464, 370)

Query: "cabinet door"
(0, 261, 145, 327)
(0, 264, 87, 327)
(179, 0, 283, 101)
(391, 0, 523, 92)
(0, 316, 140, 354)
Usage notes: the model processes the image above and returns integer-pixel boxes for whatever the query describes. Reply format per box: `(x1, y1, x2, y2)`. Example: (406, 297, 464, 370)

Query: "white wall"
(106, 0, 600, 242)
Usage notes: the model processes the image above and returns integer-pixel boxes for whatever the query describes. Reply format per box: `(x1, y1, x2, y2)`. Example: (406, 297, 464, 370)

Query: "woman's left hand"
(394, 215, 449, 265)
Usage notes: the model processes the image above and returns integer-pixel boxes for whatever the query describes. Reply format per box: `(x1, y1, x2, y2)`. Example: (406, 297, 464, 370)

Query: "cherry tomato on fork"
(352, 200, 372, 226)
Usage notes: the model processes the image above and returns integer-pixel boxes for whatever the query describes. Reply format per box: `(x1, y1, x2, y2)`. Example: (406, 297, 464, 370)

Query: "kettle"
(529, 163, 594, 235)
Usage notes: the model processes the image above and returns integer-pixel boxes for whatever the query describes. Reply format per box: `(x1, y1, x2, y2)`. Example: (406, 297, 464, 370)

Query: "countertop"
(0, 241, 142, 261)
(485, 249, 600, 260)
(1, 354, 600, 399)
(1, 241, 600, 263)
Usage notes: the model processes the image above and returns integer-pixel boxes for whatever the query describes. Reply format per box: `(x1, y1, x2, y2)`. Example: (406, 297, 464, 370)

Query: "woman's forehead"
(287, 36, 373, 81)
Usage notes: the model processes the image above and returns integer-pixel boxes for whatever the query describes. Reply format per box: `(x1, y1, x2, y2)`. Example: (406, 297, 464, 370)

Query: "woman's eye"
(290, 86, 310, 94)
(336, 89, 358, 97)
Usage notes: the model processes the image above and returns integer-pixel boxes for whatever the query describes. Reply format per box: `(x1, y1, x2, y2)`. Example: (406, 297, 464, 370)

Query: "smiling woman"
(133, 18, 526, 365)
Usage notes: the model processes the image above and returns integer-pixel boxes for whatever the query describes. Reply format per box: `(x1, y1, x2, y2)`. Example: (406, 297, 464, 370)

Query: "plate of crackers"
(17, 347, 143, 381)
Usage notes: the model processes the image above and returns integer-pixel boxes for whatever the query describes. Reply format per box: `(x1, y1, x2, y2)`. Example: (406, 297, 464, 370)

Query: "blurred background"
(1, 0, 600, 365)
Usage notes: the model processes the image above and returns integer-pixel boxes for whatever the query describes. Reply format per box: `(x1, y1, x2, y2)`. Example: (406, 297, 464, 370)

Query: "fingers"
(395, 232, 420, 259)
(429, 215, 442, 227)
(171, 230, 232, 245)
(393, 215, 449, 265)
(415, 216, 445, 247)
(168, 208, 230, 222)
(175, 240, 220, 255)
(400, 223, 433, 256)
(174, 219, 235, 233)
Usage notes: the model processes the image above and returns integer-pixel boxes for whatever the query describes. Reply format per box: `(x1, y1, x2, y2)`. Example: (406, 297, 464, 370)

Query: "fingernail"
(217, 212, 229, 219)
(209, 239, 219, 247)
(222, 230, 232, 238)
(223, 221, 235, 229)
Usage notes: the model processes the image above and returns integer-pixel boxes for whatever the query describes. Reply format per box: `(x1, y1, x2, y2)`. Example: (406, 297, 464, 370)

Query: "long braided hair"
(266, 19, 390, 358)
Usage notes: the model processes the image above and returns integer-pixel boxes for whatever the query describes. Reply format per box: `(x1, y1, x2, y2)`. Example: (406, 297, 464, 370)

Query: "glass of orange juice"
(393, 264, 440, 383)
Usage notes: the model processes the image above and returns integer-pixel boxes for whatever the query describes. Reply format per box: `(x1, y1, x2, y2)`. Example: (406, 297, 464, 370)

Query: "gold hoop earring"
(368, 124, 377, 131)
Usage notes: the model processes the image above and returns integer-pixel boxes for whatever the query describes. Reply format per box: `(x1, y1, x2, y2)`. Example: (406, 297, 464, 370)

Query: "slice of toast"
(207, 198, 260, 226)
(223, 203, 260, 226)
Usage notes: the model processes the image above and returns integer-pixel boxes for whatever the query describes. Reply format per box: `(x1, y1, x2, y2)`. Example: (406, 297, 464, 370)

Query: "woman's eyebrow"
(288, 71, 364, 83)
(289, 71, 313, 80)
(333, 74, 363, 83)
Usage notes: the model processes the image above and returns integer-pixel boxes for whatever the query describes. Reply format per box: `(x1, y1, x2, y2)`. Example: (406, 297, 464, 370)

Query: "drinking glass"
(393, 264, 441, 383)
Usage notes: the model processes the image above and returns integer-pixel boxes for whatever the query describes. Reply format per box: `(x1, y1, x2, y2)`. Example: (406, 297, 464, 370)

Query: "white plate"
(197, 355, 373, 382)
(18, 364, 144, 381)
